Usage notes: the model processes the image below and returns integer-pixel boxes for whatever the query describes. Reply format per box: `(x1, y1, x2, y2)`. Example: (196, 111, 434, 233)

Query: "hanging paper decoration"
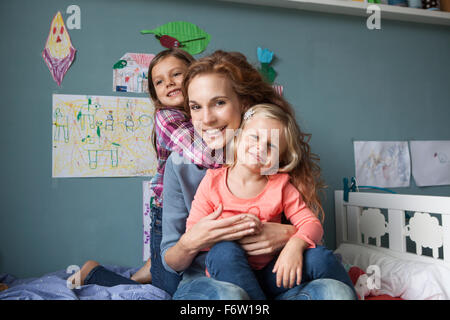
(257, 47, 283, 95)
(113, 53, 155, 93)
(159, 35, 181, 48)
(257, 47, 277, 84)
(42, 12, 77, 86)
(141, 21, 210, 55)
(272, 84, 283, 96)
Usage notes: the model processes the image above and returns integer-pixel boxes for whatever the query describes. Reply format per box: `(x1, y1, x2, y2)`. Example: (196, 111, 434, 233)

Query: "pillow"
(335, 243, 450, 300)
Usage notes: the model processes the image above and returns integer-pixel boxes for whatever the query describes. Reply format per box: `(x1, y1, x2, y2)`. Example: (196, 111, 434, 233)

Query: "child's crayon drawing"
(42, 12, 76, 86)
(113, 53, 155, 93)
(410, 140, 450, 187)
(354, 141, 411, 188)
(52, 94, 156, 177)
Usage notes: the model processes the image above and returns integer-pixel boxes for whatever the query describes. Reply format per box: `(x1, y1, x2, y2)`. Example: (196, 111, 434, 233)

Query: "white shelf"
(217, 0, 450, 26)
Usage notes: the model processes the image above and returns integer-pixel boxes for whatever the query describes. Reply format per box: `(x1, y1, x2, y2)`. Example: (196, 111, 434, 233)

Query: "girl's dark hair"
(182, 50, 326, 221)
(148, 48, 195, 154)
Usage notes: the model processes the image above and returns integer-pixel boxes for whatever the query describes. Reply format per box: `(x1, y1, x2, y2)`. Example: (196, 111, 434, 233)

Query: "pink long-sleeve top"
(186, 167, 324, 270)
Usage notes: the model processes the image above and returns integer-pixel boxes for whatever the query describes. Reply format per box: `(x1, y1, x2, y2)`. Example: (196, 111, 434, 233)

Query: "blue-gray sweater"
(160, 153, 208, 275)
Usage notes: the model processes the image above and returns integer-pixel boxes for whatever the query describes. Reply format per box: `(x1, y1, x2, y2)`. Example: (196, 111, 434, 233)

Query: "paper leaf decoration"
(141, 21, 210, 55)
(42, 12, 76, 86)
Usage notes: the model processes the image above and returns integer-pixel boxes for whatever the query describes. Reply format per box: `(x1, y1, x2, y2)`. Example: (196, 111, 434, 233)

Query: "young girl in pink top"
(186, 103, 355, 299)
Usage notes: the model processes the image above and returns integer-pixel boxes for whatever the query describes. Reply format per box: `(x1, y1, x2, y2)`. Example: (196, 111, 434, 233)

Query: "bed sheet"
(0, 265, 171, 300)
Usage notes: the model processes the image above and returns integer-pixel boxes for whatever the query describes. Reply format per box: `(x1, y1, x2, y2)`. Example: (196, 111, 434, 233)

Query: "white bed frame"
(335, 190, 450, 266)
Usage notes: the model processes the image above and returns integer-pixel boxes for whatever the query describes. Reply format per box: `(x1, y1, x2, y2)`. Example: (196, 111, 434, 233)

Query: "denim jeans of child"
(85, 205, 181, 296)
(149, 205, 181, 295)
(205, 241, 356, 300)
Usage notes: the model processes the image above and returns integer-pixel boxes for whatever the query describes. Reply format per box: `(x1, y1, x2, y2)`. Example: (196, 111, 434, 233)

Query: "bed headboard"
(334, 190, 450, 266)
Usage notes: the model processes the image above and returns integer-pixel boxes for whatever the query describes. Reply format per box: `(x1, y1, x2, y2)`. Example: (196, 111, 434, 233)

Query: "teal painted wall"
(1, 0, 449, 278)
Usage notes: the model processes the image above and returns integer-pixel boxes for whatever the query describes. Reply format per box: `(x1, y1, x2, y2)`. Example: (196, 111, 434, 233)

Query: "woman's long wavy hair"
(147, 48, 195, 155)
(182, 50, 326, 221)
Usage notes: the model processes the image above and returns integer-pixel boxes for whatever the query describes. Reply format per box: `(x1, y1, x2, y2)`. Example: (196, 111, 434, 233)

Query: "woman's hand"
(166, 204, 261, 273)
(238, 222, 297, 256)
(180, 204, 262, 254)
(272, 237, 309, 288)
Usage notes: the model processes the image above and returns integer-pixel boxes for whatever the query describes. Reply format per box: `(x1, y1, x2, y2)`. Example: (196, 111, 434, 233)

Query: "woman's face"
(188, 73, 243, 150)
(151, 56, 188, 108)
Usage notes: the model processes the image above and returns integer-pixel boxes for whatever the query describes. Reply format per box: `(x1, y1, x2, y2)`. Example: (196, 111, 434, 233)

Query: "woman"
(160, 50, 356, 300)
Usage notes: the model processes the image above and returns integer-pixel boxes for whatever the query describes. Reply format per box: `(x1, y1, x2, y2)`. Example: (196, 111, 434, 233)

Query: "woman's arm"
(238, 222, 297, 256)
(166, 204, 258, 272)
(160, 155, 197, 274)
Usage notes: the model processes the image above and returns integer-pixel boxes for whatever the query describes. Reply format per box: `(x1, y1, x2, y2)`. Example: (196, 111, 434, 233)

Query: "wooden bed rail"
(335, 190, 450, 265)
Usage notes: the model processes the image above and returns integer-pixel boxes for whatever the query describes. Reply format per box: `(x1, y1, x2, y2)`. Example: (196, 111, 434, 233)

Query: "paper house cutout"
(113, 53, 155, 93)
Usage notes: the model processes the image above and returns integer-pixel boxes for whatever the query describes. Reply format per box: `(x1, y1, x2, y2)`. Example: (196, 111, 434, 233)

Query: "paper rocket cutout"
(42, 12, 76, 86)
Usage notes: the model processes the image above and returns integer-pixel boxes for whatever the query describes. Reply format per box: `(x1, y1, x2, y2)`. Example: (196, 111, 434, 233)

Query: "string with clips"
(343, 177, 397, 202)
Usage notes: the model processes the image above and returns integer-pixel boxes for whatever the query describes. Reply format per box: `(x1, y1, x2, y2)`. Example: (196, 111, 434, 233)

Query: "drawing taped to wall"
(52, 94, 157, 177)
(113, 53, 155, 93)
(410, 140, 450, 186)
(354, 141, 411, 188)
(42, 12, 76, 86)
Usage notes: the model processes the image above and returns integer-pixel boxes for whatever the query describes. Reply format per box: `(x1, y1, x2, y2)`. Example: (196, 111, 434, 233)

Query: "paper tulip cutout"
(42, 12, 76, 86)
(257, 47, 276, 84)
(257, 47, 274, 64)
(141, 21, 210, 55)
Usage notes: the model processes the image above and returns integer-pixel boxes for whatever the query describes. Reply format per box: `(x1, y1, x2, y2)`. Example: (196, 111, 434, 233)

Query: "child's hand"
(272, 237, 309, 288)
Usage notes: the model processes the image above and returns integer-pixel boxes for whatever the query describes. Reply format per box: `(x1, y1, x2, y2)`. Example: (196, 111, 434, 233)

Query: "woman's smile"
(188, 73, 243, 150)
(203, 125, 227, 138)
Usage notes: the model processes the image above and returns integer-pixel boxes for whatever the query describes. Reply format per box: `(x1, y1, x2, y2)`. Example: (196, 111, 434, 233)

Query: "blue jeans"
(149, 205, 181, 295)
(173, 275, 250, 300)
(173, 271, 355, 300)
(205, 241, 356, 300)
(85, 206, 181, 296)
